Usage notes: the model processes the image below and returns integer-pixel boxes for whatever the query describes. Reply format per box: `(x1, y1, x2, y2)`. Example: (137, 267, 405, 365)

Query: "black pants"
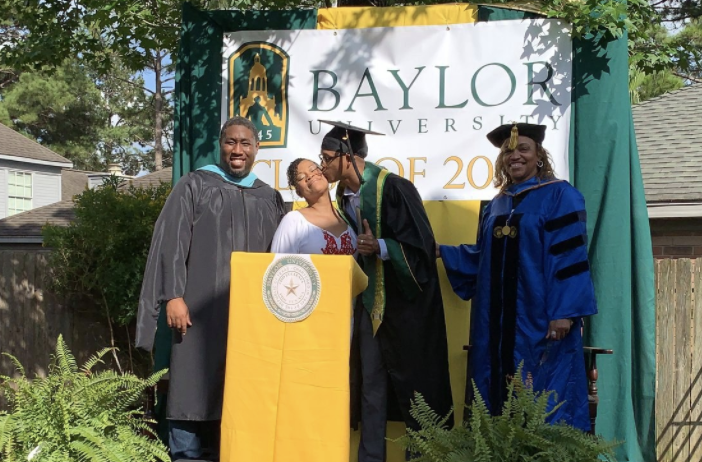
(358, 310, 389, 462)
(169, 419, 220, 461)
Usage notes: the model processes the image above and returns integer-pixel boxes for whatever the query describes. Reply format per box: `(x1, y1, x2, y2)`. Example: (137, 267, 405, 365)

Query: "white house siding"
(0, 168, 6, 219)
(88, 175, 108, 190)
(0, 159, 63, 218)
(33, 173, 61, 208)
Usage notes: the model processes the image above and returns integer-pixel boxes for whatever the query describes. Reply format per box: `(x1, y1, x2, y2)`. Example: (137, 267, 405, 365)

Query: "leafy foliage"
(475, 0, 689, 76)
(42, 177, 171, 327)
(0, 17, 19, 90)
(672, 19, 702, 81)
(1, 0, 170, 74)
(658, 0, 702, 22)
(94, 62, 166, 175)
(629, 20, 701, 103)
(0, 0, 692, 77)
(0, 335, 169, 462)
(0, 61, 108, 170)
(0, 57, 162, 173)
(0, 0, 185, 171)
(630, 69, 684, 103)
(397, 366, 618, 462)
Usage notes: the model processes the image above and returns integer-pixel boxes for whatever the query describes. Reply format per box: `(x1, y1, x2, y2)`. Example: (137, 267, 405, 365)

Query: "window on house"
(8, 171, 32, 216)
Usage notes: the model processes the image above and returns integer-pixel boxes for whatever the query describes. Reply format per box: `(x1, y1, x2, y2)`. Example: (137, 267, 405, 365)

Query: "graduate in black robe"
(318, 121, 453, 462)
(135, 117, 284, 461)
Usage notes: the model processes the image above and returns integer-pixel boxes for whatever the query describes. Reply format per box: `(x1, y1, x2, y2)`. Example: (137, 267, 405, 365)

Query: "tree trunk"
(153, 51, 164, 171)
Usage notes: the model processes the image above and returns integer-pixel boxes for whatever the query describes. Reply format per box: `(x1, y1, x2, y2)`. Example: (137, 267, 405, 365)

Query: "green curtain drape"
(571, 31, 656, 462)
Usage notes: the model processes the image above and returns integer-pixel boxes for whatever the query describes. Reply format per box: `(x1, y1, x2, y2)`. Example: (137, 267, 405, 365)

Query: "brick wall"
(650, 217, 702, 258)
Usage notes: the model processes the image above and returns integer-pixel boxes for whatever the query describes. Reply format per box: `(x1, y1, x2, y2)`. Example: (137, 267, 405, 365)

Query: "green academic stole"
(336, 162, 390, 335)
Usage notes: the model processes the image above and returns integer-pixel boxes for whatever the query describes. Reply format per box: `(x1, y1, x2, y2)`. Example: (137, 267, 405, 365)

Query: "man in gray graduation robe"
(135, 116, 285, 461)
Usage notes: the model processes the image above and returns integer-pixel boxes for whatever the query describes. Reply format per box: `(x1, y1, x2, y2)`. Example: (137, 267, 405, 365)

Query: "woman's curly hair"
(286, 158, 307, 194)
(493, 140, 556, 191)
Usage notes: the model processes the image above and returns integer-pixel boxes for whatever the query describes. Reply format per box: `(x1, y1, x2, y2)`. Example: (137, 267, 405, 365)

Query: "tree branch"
(673, 72, 702, 83)
(136, 19, 178, 30)
(105, 74, 155, 95)
(0, 68, 20, 83)
(125, 325, 134, 372)
(134, 134, 156, 147)
(101, 291, 123, 374)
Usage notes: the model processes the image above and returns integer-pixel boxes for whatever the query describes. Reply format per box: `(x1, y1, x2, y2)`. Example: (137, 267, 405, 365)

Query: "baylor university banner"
(222, 19, 572, 201)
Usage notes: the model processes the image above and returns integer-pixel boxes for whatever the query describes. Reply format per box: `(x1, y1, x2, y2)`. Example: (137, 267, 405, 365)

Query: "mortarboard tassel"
(508, 123, 519, 151)
(345, 130, 366, 185)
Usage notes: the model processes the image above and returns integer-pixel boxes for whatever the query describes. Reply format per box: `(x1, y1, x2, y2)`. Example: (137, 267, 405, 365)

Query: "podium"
(221, 253, 368, 462)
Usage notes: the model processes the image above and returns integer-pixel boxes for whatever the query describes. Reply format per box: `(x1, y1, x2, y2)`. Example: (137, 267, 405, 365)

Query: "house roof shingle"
(0, 123, 73, 166)
(0, 200, 76, 239)
(633, 83, 702, 203)
(61, 169, 91, 200)
(119, 167, 172, 190)
(0, 168, 173, 241)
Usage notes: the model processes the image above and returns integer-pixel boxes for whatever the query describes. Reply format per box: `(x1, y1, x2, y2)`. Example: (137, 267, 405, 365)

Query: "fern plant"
(0, 335, 169, 462)
(397, 365, 619, 462)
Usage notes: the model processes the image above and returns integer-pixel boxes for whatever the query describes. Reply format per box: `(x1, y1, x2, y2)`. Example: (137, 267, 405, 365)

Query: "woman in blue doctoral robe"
(439, 122, 597, 432)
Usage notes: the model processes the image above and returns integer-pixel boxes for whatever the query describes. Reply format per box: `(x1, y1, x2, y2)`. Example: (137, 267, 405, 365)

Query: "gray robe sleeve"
(135, 174, 196, 351)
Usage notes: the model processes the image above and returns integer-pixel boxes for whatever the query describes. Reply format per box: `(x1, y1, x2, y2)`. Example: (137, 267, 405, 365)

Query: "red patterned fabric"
(321, 231, 355, 255)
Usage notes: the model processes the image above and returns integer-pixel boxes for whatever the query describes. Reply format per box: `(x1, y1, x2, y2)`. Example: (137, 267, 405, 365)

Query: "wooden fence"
(656, 258, 702, 462)
(0, 250, 112, 405)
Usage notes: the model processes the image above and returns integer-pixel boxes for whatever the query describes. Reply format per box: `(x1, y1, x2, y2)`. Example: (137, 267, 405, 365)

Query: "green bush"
(0, 335, 169, 462)
(397, 366, 618, 462)
(42, 176, 171, 327)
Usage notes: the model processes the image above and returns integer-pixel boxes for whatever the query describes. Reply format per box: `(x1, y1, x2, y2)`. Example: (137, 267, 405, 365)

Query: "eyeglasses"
(319, 152, 342, 165)
(295, 166, 324, 184)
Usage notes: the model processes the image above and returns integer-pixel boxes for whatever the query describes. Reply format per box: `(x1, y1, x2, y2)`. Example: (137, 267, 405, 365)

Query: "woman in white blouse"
(272, 158, 357, 256)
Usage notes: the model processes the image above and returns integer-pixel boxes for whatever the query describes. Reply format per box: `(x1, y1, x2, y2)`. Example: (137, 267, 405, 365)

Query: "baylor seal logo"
(263, 256, 321, 323)
(228, 41, 289, 148)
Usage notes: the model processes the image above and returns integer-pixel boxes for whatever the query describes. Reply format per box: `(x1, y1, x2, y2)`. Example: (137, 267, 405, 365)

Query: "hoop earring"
(537, 160, 544, 168)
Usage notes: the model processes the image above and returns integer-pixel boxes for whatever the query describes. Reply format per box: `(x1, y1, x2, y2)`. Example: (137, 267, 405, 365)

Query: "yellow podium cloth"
(221, 253, 368, 462)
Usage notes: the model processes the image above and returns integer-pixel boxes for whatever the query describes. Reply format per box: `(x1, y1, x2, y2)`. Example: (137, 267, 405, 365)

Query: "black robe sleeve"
(135, 174, 196, 351)
(275, 190, 286, 224)
(381, 176, 437, 300)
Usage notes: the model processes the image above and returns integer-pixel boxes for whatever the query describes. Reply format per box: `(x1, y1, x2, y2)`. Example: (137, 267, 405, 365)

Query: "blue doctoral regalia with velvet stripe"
(440, 177, 597, 432)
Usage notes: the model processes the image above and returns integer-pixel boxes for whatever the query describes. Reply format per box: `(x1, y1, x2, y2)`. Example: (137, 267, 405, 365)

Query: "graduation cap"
(319, 120, 385, 184)
(486, 122, 547, 150)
